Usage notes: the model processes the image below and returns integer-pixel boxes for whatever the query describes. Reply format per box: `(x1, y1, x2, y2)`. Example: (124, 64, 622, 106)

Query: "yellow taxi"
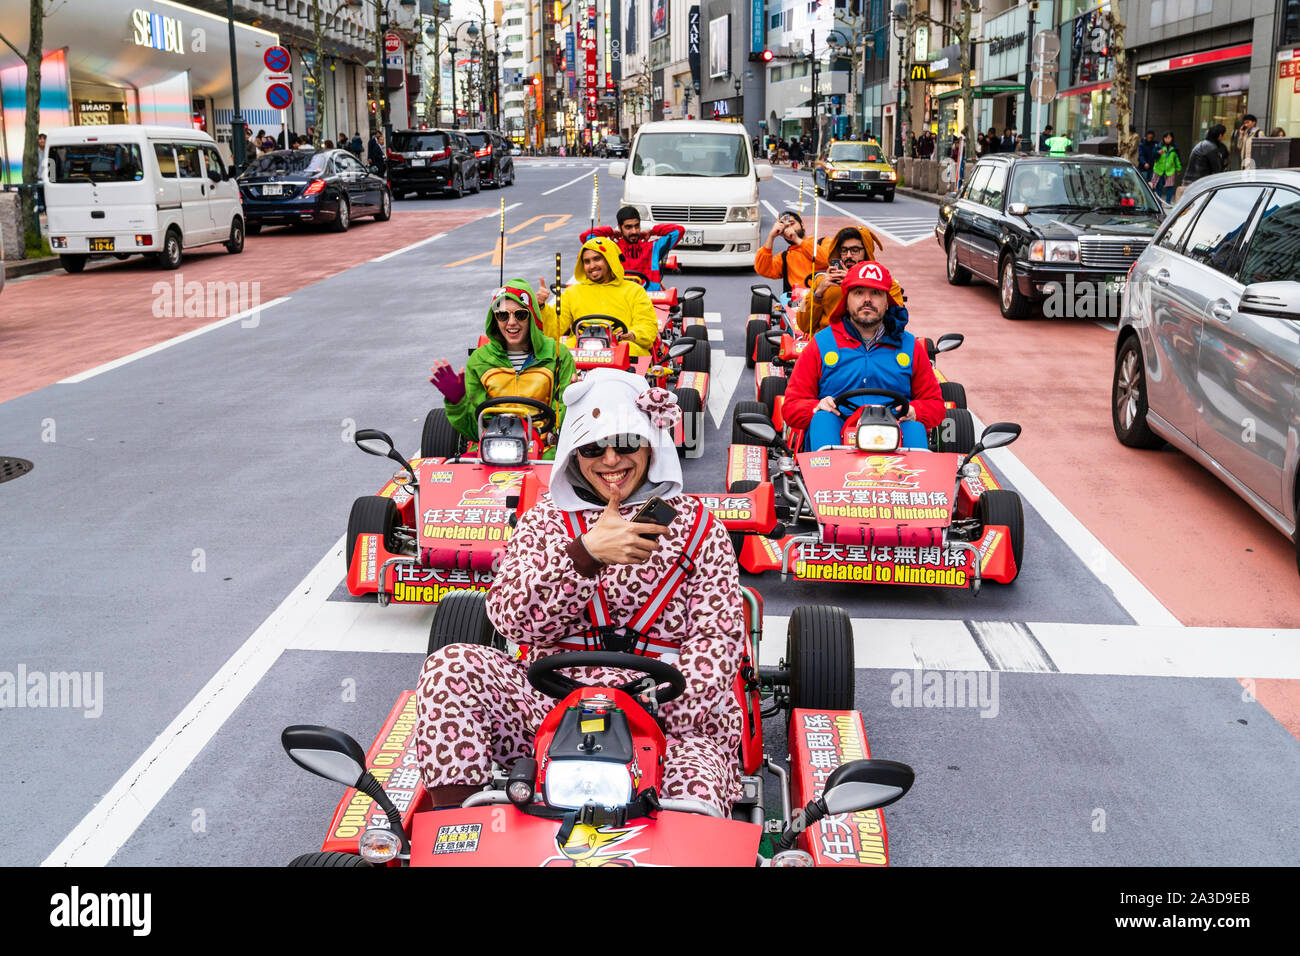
(814, 139, 897, 202)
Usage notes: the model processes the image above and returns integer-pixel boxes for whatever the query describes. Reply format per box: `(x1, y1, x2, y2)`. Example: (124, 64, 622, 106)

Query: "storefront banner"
(751, 0, 764, 54)
(1137, 43, 1252, 78)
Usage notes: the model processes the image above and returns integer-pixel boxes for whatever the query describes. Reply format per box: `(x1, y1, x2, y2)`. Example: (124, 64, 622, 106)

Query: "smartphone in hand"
(630, 496, 678, 539)
(830, 257, 843, 270)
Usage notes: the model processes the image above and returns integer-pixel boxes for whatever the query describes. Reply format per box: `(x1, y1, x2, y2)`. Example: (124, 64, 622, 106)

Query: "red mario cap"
(841, 260, 893, 294)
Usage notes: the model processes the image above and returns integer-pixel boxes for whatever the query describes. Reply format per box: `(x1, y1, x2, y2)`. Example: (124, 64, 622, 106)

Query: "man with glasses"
(799, 225, 899, 334)
(430, 279, 575, 455)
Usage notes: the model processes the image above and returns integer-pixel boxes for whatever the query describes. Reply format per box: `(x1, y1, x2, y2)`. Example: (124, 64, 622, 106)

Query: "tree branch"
(0, 30, 25, 60)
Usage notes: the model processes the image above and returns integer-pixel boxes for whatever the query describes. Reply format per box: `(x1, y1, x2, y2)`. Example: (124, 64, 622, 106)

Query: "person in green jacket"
(1151, 132, 1182, 203)
(1045, 132, 1073, 156)
(429, 279, 576, 457)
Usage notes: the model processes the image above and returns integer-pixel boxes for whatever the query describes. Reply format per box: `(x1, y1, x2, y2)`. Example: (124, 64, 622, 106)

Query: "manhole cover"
(0, 457, 34, 484)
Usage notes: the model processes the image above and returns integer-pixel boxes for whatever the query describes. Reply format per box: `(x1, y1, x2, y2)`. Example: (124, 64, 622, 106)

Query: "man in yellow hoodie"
(535, 236, 659, 357)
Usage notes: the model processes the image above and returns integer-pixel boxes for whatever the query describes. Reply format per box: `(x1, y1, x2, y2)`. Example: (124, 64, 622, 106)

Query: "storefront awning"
(934, 83, 1026, 101)
(1137, 43, 1252, 78)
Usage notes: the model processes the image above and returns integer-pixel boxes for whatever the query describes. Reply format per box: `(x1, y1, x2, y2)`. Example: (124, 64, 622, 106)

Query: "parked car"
(1112, 169, 1300, 571)
(462, 129, 515, 188)
(609, 119, 773, 268)
(44, 124, 243, 273)
(237, 148, 391, 233)
(936, 153, 1164, 318)
(386, 128, 479, 198)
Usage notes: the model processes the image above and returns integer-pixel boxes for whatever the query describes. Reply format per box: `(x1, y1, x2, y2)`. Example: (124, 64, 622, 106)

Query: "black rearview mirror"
(281, 725, 368, 788)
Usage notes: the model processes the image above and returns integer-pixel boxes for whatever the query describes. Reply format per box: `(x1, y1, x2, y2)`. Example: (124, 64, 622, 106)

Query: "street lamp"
(427, 19, 477, 128)
(892, 1, 908, 158)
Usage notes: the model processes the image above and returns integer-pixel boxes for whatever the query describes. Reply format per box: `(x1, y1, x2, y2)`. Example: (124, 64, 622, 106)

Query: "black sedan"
(463, 129, 515, 188)
(387, 129, 480, 198)
(936, 154, 1164, 318)
(237, 149, 391, 233)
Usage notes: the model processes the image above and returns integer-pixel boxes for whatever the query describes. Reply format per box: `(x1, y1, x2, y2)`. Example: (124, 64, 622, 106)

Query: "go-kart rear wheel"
(975, 489, 1024, 580)
(346, 496, 399, 574)
(786, 606, 855, 713)
(681, 325, 711, 373)
(421, 408, 462, 458)
(288, 851, 373, 867)
(681, 287, 706, 319)
(428, 590, 501, 656)
(675, 386, 704, 458)
(933, 408, 976, 454)
(745, 318, 768, 369)
(940, 380, 967, 409)
(758, 375, 786, 419)
(750, 288, 774, 316)
(732, 400, 771, 445)
(754, 330, 776, 364)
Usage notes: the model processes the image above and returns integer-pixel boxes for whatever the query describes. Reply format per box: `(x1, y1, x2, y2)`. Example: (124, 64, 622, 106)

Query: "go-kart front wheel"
(675, 387, 704, 459)
(786, 606, 855, 713)
(731, 400, 770, 446)
(428, 590, 502, 656)
(932, 408, 976, 454)
(745, 318, 768, 369)
(975, 489, 1024, 581)
(758, 376, 786, 419)
(421, 408, 462, 458)
(287, 851, 373, 867)
(940, 380, 967, 409)
(346, 496, 399, 575)
(681, 325, 711, 373)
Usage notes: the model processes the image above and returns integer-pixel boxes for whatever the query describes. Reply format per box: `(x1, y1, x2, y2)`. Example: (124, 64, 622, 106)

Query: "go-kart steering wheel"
(474, 395, 558, 435)
(527, 650, 687, 705)
(830, 388, 910, 422)
(623, 269, 649, 287)
(574, 314, 631, 335)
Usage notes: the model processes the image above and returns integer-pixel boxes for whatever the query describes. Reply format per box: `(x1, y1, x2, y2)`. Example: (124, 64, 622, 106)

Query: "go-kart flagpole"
(553, 252, 563, 348)
(813, 192, 820, 265)
(798, 176, 805, 216)
(590, 174, 598, 233)
(499, 196, 506, 287)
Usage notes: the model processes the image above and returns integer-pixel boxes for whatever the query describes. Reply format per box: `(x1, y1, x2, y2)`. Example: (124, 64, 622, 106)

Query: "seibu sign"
(131, 8, 185, 54)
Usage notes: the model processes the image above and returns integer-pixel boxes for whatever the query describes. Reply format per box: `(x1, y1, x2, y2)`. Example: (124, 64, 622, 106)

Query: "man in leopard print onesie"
(415, 369, 745, 815)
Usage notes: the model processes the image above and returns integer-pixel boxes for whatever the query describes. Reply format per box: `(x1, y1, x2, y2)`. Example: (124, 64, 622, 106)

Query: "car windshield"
(1008, 161, 1161, 212)
(239, 151, 328, 178)
(50, 143, 144, 183)
(606, 135, 623, 146)
(391, 131, 449, 152)
(631, 132, 750, 177)
(827, 143, 884, 163)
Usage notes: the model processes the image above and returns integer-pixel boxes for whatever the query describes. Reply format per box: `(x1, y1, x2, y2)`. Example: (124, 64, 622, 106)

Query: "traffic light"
(749, 49, 774, 63)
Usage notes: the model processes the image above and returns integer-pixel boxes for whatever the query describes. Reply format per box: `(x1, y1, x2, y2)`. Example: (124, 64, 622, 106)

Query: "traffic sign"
(1030, 76, 1057, 102)
(1033, 30, 1060, 64)
(266, 82, 293, 110)
(264, 46, 291, 73)
(385, 32, 402, 55)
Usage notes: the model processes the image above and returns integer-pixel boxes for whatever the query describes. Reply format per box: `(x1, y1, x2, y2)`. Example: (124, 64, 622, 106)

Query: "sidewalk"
(895, 186, 943, 205)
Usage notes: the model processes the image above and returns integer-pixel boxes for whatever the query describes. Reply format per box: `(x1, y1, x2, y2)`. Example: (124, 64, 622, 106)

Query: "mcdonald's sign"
(909, 64, 930, 80)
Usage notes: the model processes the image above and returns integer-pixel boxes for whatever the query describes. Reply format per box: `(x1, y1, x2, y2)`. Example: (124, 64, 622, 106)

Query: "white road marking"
(772, 174, 932, 246)
(707, 328, 723, 342)
(58, 297, 292, 384)
(966, 620, 1058, 673)
(542, 172, 597, 196)
(704, 310, 722, 323)
(706, 353, 746, 429)
(43, 536, 348, 866)
(371, 231, 446, 263)
(967, 409, 1180, 627)
(761, 199, 783, 219)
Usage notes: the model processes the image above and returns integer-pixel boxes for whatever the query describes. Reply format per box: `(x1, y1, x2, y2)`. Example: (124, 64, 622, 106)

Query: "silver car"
(1112, 169, 1300, 571)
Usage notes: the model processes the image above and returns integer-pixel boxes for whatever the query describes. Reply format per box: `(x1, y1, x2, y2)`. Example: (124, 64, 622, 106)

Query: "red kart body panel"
(789, 708, 890, 866)
(409, 805, 760, 866)
(533, 687, 667, 801)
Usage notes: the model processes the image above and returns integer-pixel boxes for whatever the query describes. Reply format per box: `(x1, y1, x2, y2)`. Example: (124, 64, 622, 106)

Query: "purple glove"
(429, 365, 466, 404)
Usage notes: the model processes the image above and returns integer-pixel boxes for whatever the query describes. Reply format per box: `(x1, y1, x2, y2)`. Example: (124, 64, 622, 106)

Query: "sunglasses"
(575, 434, 650, 458)
(493, 309, 531, 324)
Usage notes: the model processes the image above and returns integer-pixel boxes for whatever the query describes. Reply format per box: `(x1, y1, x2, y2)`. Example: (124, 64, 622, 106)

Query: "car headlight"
(358, 826, 403, 864)
(830, 169, 846, 179)
(544, 759, 633, 810)
(727, 204, 759, 222)
(885, 170, 897, 181)
(1028, 240, 1079, 263)
(481, 436, 526, 465)
(855, 423, 902, 452)
(941, 204, 952, 219)
(630, 204, 650, 221)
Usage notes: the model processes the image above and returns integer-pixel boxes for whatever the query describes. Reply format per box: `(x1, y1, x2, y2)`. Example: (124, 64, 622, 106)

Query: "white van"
(44, 125, 244, 273)
(608, 120, 773, 268)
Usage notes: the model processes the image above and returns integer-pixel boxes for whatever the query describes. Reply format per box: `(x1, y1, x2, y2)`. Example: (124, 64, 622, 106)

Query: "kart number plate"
(411, 158, 426, 167)
(261, 184, 283, 196)
(679, 230, 704, 246)
(89, 237, 114, 251)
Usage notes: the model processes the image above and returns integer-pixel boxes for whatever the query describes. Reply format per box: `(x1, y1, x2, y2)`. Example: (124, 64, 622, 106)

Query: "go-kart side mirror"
(763, 328, 785, 347)
(750, 284, 775, 301)
(667, 338, 697, 360)
(738, 416, 778, 447)
(355, 428, 413, 480)
(976, 421, 1022, 452)
(282, 725, 369, 788)
(935, 333, 964, 353)
(821, 759, 915, 815)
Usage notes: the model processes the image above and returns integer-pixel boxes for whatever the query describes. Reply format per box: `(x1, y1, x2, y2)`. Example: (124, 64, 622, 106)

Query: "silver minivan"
(1112, 169, 1300, 570)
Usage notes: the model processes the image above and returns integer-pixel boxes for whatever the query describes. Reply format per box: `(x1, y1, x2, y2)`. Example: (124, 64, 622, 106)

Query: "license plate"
(679, 230, 703, 246)
(411, 158, 426, 167)
(261, 184, 283, 196)
(1106, 278, 1126, 297)
(89, 237, 114, 252)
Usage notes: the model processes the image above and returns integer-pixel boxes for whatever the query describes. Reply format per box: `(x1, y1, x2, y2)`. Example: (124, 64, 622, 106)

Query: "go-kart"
(718, 388, 1026, 593)
(744, 283, 969, 432)
(344, 397, 554, 608)
(281, 595, 915, 867)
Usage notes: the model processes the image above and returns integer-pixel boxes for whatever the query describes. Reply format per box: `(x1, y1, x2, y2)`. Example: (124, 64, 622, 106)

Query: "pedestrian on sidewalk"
(1151, 132, 1182, 203)
(368, 130, 386, 173)
(1137, 130, 1158, 180)
(1181, 124, 1225, 195)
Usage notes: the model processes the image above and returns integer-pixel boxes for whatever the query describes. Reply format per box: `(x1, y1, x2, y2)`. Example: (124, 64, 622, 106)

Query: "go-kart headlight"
(855, 423, 902, 452)
(358, 826, 403, 864)
(544, 759, 633, 810)
(1028, 240, 1079, 263)
(481, 436, 527, 466)
(770, 849, 815, 867)
(578, 336, 609, 350)
(727, 204, 759, 222)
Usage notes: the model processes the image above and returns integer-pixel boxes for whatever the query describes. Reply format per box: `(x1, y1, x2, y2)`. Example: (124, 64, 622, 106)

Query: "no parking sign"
(264, 45, 291, 73)
(266, 83, 293, 110)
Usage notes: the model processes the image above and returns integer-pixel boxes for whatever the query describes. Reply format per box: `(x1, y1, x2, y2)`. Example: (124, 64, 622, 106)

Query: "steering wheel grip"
(830, 387, 910, 422)
(574, 314, 631, 335)
(527, 650, 687, 704)
(474, 395, 558, 434)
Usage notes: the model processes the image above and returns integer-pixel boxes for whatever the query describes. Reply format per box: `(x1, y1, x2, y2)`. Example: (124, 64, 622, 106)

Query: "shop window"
(1238, 189, 1300, 284)
(1285, 0, 1300, 46)
(1181, 186, 1266, 276)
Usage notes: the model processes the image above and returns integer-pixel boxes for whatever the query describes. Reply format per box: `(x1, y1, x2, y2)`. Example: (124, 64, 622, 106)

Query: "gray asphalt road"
(2, 158, 1295, 867)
